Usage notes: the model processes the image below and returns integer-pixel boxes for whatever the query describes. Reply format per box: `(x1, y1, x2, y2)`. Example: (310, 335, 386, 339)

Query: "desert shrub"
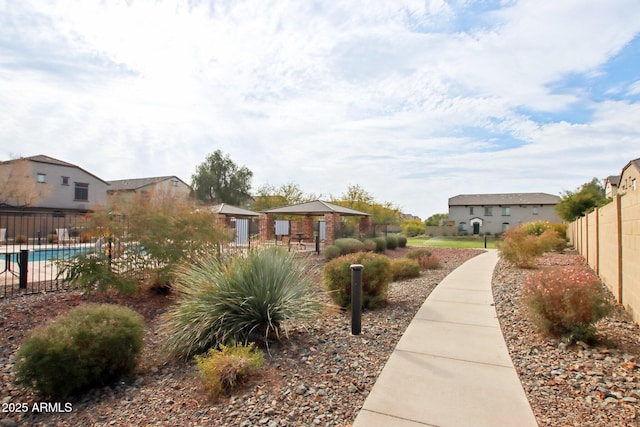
(57, 253, 138, 295)
(537, 229, 567, 253)
(323, 245, 341, 261)
(323, 252, 392, 309)
(15, 235, 27, 244)
(397, 236, 407, 248)
(385, 236, 399, 250)
(406, 248, 432, 260)
(47, 233, 58, 244)
(333, 238, 365, 255)
(15, 304, 144, 398)
(363, 239, 377, 252)
(523, 266, 612, 343)
(372, 236, 387, 253)
(550, 222, 568, 240)
(418, 254, 441, 270)
(390, 258, 420, 280)
(497, 228, 543, 268)
(164, 247, 321, 358)
(520, 220, 551, 236)
(195, 342, 264, 400)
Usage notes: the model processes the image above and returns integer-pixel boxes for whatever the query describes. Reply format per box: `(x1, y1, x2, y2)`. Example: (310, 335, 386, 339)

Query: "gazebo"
(259, 200, 372, 246)
(210, 204, 260, 245)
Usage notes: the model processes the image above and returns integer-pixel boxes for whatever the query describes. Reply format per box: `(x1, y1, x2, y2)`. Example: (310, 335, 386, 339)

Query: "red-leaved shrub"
(522, 266, 612, 343)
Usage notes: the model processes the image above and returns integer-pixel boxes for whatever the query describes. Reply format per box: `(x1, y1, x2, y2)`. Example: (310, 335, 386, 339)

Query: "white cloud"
(1, 0, 639, 217)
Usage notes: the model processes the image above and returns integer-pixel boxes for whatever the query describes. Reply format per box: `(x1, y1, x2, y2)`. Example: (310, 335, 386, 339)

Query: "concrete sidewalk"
(352, 250, 538, 427)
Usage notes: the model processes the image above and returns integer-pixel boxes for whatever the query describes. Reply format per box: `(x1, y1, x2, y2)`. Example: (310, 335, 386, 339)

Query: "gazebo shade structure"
(259, 200, 372, 245)
(262, 200, 370, 216)
(210, 203, 260, 217)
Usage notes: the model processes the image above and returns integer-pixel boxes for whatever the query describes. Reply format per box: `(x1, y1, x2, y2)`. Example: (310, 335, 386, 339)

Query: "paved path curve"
(353, 250, 539, 427)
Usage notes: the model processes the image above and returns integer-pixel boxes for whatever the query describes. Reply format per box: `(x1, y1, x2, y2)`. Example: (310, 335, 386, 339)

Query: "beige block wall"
(571, 190, 640, 323)
(598, 199, 621, 301)
(586, 210, 598, 272)
(621, 191, 640, 323)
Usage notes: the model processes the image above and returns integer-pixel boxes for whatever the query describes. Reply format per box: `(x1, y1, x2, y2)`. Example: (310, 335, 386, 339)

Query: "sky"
(1, 0, 640, 219)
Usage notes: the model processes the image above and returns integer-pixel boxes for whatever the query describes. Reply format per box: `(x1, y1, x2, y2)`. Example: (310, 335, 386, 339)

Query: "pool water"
(2, 247, 94, 263)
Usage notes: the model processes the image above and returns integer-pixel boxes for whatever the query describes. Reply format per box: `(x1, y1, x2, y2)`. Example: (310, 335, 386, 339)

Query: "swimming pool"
(2, 247, 94, 263)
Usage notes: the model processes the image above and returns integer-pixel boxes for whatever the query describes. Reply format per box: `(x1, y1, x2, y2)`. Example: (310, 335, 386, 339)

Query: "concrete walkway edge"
(352, 250, 539, 427)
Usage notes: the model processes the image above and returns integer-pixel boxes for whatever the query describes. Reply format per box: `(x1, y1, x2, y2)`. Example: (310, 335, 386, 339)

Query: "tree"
(0, 158, 50, 207)
(330, 184, 401, 226)
(251, 182, 320, 211)
(555, 178, 607, 222)
(191, 150, 253, 206)
(424, 213, 448, 226)
(401, 218, 426, 237)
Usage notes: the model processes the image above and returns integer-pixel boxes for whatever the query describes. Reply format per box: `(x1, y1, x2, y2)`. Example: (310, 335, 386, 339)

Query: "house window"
(74, 182, 89, 201)
(484, 207, 493, 216)
(61, 176, 69, 186)
(633, 178, 637, 191)
(469, 207, 474, 215)
(532, 206, 539, 215)
(37, 173, 46, 183)
(501, 207, 510, 216)
(502, 223, 510, 232)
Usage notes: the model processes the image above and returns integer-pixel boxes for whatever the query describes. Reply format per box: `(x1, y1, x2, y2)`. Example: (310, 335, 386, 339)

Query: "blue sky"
(1, 0, 639, 218)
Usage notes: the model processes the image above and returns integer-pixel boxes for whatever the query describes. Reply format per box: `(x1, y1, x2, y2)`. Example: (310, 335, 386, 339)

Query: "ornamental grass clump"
(523, 266, 612, 343)
(195, 342, 264, 400)
(333, 238, 365, 255)
(163, 247, 321, 358)
(406, 249, 440, 270)
(15, 304, 144, 398)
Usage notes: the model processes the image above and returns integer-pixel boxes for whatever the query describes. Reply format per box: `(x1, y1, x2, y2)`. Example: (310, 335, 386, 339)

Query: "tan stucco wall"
(621, 190, 640, 322)
(598, 199, 621, 301)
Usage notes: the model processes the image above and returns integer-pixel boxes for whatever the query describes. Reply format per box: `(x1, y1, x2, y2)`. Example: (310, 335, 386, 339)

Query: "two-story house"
(448, 193, 562, 235)
(618, 158, 639, 195)
(107, 176, 191, 206)
(0, 155, 109, 213)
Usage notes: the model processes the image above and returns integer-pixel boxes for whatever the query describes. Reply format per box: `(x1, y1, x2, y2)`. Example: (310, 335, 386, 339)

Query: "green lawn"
(407, 236, 497, 249)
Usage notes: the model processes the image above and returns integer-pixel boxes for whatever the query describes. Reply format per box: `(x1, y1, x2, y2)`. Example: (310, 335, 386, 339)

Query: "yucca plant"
(163, 247, 322, 358)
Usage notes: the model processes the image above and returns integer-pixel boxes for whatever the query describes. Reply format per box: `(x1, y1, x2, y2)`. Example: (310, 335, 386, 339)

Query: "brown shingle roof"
(263, 200, 370, 216)
(449, 193, 560, 206)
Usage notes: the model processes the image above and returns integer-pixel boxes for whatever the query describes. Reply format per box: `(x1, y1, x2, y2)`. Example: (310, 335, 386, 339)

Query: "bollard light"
(350, 264, 364, 335)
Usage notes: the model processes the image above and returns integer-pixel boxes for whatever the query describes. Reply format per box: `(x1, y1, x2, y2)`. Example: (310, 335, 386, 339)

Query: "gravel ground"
(0, 247, 481, 427)
(3, 247, 640, 427)
(493, 250, 640, 427)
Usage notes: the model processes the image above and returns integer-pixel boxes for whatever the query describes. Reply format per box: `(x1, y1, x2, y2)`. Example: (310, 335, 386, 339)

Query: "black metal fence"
(0, 210, 97, 298)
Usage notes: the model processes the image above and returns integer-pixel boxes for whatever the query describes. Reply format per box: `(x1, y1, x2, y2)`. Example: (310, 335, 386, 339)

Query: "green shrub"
(390, 258, 420, 280)
(406, 248, 432, 260)
(15, 235, 28, 244)
(397, 236, 407, 248)
(497, 228, 543, 268)
(334, 238, 365, 255)
(323, 245, 341, 261)
(363, 239, 377, 252)
(15, 304, 144, 398)
(163, 247, 321, 358)
(537, 229, 567, 253)
(57, 254, 138, 295)
(323, 252, 392, 309)
(195, 342, 264, 400)
(523, 266, 612, 343)
(521, 220, 551, 236)
(550, 222, 568, 240)
(385, 236, 399, 250)
(47, 233, 58, 244)
(373, 237, 387, 253)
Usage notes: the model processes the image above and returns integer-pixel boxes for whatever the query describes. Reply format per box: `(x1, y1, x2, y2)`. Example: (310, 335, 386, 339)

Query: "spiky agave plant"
(163, 247, 321, 358)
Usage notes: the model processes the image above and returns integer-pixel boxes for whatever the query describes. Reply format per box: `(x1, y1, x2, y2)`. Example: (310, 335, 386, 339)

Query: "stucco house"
(0, 155, 109, 213)
(448, 193, 562, 235)
(604, 175, 621, 198)
(618, 158, 639, 195)
(107, 176, 191, 205)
